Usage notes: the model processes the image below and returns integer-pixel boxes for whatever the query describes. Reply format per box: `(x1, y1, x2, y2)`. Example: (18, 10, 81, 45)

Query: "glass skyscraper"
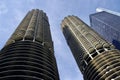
(90, 11, 120, 50)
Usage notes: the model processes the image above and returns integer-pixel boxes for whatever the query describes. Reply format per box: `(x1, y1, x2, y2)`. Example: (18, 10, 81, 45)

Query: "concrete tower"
(0, 9, 59, 80)
(61, 15, 120, 80)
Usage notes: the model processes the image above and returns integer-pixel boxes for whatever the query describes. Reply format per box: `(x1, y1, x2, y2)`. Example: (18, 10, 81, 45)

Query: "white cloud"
(0, 2, 8, 14)
(96, 8, 104, 12)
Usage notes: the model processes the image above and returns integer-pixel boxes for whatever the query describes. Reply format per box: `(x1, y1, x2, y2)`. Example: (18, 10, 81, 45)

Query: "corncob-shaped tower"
(61, 15, 120, 80)
(0, 9, 59, 80)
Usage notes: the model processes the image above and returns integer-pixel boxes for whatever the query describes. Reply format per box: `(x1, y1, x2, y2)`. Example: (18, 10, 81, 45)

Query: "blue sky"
(0, 0, 120, 80)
